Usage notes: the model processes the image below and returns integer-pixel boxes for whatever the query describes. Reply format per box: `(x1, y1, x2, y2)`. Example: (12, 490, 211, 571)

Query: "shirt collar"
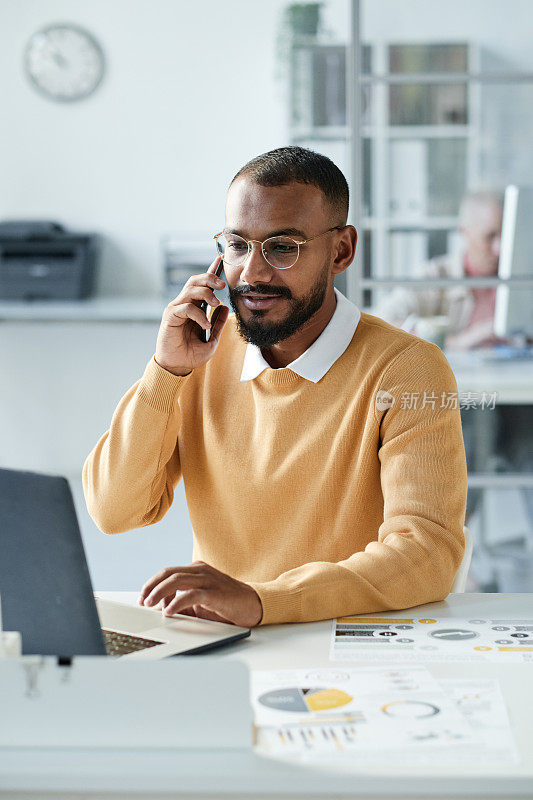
(239, 288, 361, 383)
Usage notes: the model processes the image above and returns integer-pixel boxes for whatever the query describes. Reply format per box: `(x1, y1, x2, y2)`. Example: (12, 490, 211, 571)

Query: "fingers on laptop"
(139, 562, 218, 604)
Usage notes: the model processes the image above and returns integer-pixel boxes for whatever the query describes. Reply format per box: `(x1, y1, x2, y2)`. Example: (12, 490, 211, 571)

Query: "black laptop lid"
(0, 468, 106, 656)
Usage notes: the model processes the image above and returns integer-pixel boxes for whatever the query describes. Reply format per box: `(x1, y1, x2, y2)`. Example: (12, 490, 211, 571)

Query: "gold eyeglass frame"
(212, 226, 344, 270)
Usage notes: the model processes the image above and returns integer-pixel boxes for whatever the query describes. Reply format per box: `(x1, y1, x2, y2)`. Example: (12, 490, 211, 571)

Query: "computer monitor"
(494, 185, 533, 339)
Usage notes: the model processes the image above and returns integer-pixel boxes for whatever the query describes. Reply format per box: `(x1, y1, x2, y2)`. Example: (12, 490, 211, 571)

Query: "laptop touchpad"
(96, 600, 164, 635)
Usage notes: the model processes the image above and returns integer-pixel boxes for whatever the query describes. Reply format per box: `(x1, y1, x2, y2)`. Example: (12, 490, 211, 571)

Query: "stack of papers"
(251, 665, 519, 765)
(330, 616, 533, 663)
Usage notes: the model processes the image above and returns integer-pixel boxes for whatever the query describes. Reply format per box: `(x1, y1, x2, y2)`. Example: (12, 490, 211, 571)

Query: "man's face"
(223, 178, 336, 347)
(461, 201, 502, 276)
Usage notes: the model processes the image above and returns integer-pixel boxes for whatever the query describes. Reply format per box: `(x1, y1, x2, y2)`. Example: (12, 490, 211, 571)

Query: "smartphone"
(199, 257, 225, 343)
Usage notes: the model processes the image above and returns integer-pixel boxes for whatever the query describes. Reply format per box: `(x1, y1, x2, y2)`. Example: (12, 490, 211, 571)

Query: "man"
(373, 190, 504, 350)
(83, 146, 467, 627)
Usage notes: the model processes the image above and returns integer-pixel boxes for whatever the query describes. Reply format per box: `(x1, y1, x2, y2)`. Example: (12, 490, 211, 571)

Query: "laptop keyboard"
(102, 629, 164, 656)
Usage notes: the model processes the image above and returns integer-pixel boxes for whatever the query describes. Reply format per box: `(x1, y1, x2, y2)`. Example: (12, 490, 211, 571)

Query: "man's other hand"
(138, 561, 263, 627)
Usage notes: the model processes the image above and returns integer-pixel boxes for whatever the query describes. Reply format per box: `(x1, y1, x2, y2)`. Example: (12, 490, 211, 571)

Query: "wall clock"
(25, 23, 105, 102)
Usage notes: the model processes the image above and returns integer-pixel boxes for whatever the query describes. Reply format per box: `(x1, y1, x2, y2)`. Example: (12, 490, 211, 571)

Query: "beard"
(228, 260, 330, 348)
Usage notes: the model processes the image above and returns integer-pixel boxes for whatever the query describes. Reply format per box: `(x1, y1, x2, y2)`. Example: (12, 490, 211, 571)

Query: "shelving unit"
(287, 21, 533, 309)
(288, 35, 485, 304)
(286, 8, 533, 589)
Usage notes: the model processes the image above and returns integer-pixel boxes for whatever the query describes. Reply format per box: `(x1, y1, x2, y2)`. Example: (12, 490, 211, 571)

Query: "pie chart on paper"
(258, 686, 353, 713)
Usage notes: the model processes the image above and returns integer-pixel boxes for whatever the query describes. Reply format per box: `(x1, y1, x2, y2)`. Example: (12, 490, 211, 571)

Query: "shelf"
(467, 473, 533, 488)
(290, 35, 348, 48)
(361, 276, 533, 288)
(360, 71, 533, 85)
(290, 126, 471, 140)
(362, 216, 459, 229)
(0, 297, 167, 323)
(362, 125, 472, 138)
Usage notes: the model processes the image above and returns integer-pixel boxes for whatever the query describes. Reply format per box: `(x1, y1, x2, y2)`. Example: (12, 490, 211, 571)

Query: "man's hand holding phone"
(155, 256, 229, 376)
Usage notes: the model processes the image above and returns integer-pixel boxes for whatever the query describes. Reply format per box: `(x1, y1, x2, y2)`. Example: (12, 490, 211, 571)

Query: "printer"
(0, 221, 99, 300)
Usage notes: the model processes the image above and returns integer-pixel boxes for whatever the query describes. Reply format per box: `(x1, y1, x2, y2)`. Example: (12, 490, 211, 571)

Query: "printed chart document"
(438, 678, 516, 759)
(251, 666, 518, 765)
(330, 616, 533, 663)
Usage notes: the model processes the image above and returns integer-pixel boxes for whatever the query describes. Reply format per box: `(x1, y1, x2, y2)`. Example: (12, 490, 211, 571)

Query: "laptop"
(0, 468, 250, 658)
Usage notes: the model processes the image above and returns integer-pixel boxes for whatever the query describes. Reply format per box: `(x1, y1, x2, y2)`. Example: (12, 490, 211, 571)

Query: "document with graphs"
(330, 616, 533, 663)
(251, 665, 518, 765)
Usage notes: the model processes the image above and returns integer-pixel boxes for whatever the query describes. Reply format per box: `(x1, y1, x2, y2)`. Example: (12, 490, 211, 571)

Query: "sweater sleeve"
(82, 356, 191, 534)
(247, 341, 468, 625)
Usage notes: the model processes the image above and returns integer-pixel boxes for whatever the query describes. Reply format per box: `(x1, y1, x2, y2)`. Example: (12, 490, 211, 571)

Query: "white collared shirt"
(239, 287, 361, 383)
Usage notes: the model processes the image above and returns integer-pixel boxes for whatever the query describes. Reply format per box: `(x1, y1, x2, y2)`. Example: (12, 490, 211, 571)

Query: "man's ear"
(331, 226, 357, 275)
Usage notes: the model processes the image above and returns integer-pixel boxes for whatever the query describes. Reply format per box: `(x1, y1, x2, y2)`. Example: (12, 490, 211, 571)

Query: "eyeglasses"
(213, 226, 343, 270)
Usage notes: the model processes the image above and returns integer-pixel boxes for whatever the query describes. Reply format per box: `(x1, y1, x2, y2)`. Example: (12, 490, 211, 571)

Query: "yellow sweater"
(83, 312, 467, 625)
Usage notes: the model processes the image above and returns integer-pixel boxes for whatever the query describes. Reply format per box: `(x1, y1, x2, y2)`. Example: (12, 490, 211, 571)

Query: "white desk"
(1, 592, 533, 799)
(445, 349, 533, 405)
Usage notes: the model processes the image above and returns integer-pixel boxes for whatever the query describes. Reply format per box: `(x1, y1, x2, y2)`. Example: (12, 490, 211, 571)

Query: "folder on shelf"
(389, 139, 427, 220)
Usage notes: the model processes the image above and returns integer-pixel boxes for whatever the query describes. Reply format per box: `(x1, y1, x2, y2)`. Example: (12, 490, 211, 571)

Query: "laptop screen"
(0, 468, 106, 656)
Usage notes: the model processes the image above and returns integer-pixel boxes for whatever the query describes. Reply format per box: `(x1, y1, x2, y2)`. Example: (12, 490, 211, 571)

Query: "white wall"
(0, 0, 290, 297)
(362, 0, 533, 69)
(0, 0, 296, 589)
(0, 319, 197, 590)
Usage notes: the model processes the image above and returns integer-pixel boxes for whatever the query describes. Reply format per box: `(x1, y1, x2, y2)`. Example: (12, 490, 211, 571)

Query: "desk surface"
(445, 350, 533, 404)
(2, 592, 533, 799)
(97, 590, 533, 671)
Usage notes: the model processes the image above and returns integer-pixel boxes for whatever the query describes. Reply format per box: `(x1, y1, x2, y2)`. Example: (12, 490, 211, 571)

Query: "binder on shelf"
(314, 46, 346, 127)
(389, 140, 427, 220)
(389, 231, 427, 278)
(291, 45, 346, 129)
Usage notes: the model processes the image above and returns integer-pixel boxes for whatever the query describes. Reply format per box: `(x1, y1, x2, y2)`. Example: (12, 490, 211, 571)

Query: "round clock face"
(25, 24, 105, 102)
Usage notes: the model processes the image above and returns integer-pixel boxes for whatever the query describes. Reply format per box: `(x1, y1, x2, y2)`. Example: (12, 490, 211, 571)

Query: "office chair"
(450, 526, 473, 593)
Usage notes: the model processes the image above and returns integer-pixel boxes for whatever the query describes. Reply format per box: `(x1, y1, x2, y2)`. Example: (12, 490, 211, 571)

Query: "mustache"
(231, 285, 289, 298)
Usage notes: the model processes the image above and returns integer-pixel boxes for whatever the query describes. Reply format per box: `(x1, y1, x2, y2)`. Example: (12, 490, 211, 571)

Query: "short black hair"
(230, 145, 349, 225)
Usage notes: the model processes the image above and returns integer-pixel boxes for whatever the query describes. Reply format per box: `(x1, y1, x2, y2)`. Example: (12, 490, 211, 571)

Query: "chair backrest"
(450, 525, 473, 593)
